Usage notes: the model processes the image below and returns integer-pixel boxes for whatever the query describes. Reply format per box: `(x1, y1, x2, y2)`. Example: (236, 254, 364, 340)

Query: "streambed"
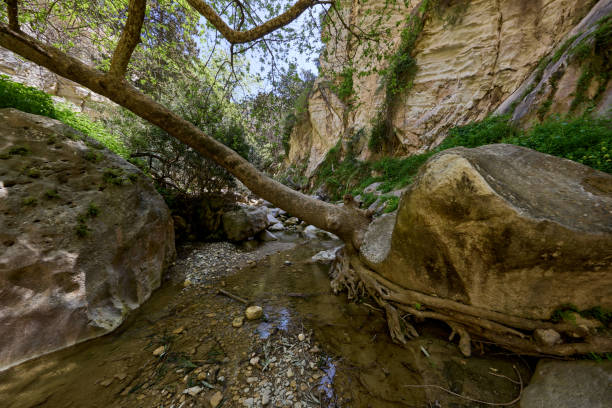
(0, 234, 529, 407)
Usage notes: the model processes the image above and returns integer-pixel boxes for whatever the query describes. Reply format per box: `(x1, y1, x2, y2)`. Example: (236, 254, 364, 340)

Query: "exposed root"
(447, 322, 471, 357)
(329, 247, 612, 357)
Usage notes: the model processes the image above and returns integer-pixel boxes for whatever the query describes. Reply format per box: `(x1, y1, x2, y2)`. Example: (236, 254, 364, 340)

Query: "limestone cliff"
(286, 0, 608, 177)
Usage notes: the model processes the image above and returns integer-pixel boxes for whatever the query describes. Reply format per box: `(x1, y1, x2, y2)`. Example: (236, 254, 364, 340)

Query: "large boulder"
(222, 206, 269, 241)
(0, 109, 175, 371)
(521, 360, 612, 408)
(362, 144, 612, 320)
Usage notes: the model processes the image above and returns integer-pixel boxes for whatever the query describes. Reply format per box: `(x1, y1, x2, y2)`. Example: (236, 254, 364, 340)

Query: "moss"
(102, 168, 128, 186)
(26, 168, 41, 178)
(569, 16, 611, 112)
(22, 196, 37, 206)
(84, 150, 102, 162)
(8, 146, 30, 156)
(44, 189, 59, 199)
(87, 203, 100, 217)
(75, 223, 91, 238)
(331, 66, 355, 104)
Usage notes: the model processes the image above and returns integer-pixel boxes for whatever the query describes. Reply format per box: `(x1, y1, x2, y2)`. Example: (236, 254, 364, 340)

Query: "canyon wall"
(286, 0, 608, 177)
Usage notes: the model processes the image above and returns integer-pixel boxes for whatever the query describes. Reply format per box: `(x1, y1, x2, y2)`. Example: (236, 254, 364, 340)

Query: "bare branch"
(108, 0, 146, 78)
(6, 0, 19, 31)
(186, 0, 315, 44)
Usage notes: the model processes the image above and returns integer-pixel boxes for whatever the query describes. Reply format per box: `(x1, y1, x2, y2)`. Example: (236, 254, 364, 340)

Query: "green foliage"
(55, 106, 129, 158)
(0, 75, 55, 117)
(368, 112, 391, 152)
(507, 116, 612, 173)
(551, 304, 579, 323)
(437, 115, 519, 150)
(381, 195, 399, 213)
(87, 203, 100, 218)
(0, 77, 128, 157)
(102, 168, 129, 186)
(580, 306, 612, 326)
(75, 223, 91, 238)
(331, 66, 355, 103)
(44, 189, 59, 199)
(22, 197, 37, 206)
(569, 16, 611, 112)
(8, 146, 30, 156)
(551, 304, 611, 326)
(312, 114, 610, 207)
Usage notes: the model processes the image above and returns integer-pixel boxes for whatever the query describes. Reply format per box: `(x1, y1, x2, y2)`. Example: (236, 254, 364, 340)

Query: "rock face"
(0, 109, 175, 371)
(222, 206, 269, 241)
(362, 144, 612, 320)
(496, 0, 612, 124)
(520, 360, 612, 408)
(285, 0, 601, 175)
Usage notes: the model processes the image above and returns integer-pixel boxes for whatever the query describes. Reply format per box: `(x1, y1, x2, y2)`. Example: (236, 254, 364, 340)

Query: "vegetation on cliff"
(310, 114, 612, 202)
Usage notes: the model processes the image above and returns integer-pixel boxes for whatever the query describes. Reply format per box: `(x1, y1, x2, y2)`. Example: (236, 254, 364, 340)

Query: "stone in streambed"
(245, 306, 263, 320)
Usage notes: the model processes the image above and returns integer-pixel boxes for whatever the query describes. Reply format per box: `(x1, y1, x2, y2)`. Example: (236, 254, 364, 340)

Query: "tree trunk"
(0, 25, 371, 247)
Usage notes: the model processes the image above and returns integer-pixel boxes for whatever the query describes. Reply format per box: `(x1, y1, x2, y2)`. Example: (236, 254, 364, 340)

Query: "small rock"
(210, 391, 223, 408)
(268, 222, 285, 232)
(173, 327, 185, 335)
(285, 217, 299, 226)
(197, 372, 207, 381)
(250, 357, 260, 366)
(287, 368, 294, 378)
(245, 306, 263, 320)
(534, 328, 562, 346)
(183, 386, 203, 397)
(183, 279, 191, 287)
(244, 397, 255, 407)
(99, 378, 113, 387)
(297, 333, 305, 341)
(153, 346, 165, 356)
(232, 316, 245, 328)
(262, 394, 270, 406)
(284, 260, 292, 266)
(114, 372, 127, 381)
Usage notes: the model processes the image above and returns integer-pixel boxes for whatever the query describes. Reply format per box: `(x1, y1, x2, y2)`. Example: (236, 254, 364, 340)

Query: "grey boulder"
(0, 109, 175, 371)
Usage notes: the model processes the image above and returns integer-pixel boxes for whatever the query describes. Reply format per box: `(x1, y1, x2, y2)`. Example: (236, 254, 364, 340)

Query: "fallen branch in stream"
(217, 288, 248, 304)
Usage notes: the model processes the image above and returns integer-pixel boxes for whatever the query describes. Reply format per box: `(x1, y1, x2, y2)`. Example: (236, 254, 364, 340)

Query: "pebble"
(232, 316, 245, 328)
(172, 327, 185, 335)
(152, 346, 165, 356)
(183, 386, 203, 396)
(210, 391, 223, 408)
(250, 356, 260, 366)
(245, 305, 263, 320)
(286, 368, 294, 378)
(298, 333, 305, 341)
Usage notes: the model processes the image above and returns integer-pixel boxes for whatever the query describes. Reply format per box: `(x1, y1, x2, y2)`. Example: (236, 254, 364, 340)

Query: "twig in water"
(217, 288, 248, 304)
(404, 365, 523, 406)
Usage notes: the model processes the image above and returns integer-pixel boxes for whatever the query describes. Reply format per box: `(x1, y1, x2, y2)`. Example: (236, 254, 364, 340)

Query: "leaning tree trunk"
(0, 25, 371, 248)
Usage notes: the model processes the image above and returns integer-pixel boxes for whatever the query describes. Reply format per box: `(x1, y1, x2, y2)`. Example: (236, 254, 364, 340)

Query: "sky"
(196, 3, 324, 97)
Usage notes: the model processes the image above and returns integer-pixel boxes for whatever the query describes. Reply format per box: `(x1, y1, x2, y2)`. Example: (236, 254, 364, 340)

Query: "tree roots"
(329, 247, 612, 357)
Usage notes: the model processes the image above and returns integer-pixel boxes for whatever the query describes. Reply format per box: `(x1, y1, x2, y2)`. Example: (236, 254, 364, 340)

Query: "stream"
(0, 233, 530, 407)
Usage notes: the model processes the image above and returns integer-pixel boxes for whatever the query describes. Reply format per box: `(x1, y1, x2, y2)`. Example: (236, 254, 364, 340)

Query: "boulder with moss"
(0, 109, 175, 371)
(335, 144, 611, 355)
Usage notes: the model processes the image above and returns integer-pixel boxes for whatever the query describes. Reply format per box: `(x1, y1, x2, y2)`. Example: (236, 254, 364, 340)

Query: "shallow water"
(0, 235, 529, 407)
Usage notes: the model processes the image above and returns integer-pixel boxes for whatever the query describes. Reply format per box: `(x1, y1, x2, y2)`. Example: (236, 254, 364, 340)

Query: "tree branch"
(0, 23, 371, 248)
(108, 0, 146, 78)
(186, 0, 315, 44)
(5, 0, 19, 31)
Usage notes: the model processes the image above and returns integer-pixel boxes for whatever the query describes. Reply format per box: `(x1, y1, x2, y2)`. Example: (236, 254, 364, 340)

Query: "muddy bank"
(0, 235, 529, 407)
